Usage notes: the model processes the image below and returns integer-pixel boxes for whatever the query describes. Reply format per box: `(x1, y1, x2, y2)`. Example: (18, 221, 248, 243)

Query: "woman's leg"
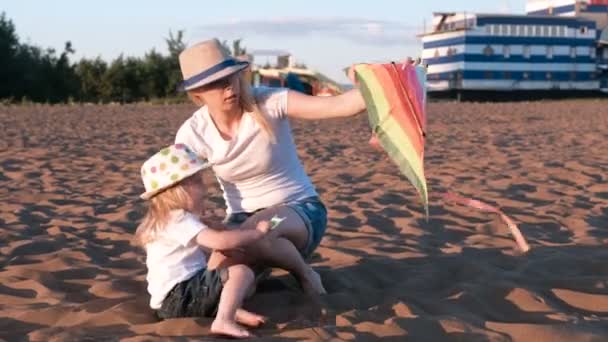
(211, 264, 256, 338)
(240, 206, 326, 295)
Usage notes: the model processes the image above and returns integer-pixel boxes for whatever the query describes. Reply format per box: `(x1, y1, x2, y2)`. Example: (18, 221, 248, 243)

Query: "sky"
(3, 1, 527, 83)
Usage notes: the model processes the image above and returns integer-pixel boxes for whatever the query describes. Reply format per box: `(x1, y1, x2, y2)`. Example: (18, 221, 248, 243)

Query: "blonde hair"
(188, 72, 276, 143)
(134, 183, 192, 246)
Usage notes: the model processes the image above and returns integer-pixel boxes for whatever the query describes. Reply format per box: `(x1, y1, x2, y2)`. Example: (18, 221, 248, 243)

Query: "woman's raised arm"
(286, 88, 366, 120)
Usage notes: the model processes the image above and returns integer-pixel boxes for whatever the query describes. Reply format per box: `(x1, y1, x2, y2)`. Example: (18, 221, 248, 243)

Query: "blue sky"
(3, 1, 526, 83)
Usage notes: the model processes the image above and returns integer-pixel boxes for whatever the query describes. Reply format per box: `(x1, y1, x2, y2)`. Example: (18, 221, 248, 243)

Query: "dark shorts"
(156, 267, 227, 319)
(224, 196, 328, 259)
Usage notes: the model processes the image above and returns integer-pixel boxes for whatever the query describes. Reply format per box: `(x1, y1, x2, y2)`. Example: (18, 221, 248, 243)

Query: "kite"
(354, 62, 429, 217)
(353, 61, 531, 253)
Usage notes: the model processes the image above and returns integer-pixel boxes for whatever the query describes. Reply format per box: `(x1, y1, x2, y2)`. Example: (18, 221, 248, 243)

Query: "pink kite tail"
(442, 192, 531, 253)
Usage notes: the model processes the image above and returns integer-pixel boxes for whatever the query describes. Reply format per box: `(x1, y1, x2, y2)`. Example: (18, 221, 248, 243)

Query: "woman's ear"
(188, 91, 206, 106)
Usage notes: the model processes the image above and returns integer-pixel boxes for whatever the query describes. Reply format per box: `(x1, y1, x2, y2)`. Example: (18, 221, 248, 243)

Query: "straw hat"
(140, 144, 212, 200)
(177, 38, 250, 91)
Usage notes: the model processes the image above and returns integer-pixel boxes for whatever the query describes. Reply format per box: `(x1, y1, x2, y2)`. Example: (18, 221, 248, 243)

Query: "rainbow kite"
(354, 62, 428, 216)
(354, 62, 531, 252)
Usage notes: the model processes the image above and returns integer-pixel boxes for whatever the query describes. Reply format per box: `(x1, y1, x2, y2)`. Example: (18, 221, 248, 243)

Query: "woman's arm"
(286, 88, 366, 120)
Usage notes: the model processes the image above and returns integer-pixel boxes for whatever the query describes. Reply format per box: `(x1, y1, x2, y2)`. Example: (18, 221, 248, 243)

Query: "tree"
(0, 12, 193, 103)
(166, 30, 186, 59)
(165, 30, 186, 95)
(232, 39, 246, 56)
(0, 12, 21, 99)
(221, 38, 247, 56)
(51, 42, 80, 102)
(0, 12, 79, 103)
(75, 57, 108, 102)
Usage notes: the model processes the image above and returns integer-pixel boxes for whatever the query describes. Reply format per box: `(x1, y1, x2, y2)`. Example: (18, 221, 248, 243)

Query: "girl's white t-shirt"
(145, 210, 207, 309)
(175, 87, 318, 214)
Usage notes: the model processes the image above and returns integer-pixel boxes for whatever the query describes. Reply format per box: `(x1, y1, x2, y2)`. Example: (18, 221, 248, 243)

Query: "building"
(420, 0, 608, 98)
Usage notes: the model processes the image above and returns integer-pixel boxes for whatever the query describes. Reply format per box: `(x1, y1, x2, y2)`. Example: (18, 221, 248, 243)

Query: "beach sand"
(1, 100, 607, 341)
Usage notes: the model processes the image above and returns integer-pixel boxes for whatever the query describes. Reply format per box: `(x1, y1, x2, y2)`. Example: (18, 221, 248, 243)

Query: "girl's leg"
(211, 264, 256, 338)
(240, 206, 326, 295)
(236, 308, 266, 327)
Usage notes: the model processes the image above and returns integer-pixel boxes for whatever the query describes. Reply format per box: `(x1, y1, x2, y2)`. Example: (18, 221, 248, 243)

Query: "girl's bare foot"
(210, 319, 251, 339)
(301, 268, 327, 295)
(236, 309, 267, 327)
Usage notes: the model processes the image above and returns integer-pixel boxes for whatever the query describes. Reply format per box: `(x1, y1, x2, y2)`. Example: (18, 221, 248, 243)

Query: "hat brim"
(139, 162, 213, 200)
(178, 61, 250, 92)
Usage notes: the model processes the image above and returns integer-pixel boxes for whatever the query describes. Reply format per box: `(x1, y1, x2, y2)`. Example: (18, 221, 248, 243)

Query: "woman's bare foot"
(300, 268, 327, 295)
(236, 309, 267, 327)
(210, 319, 251, 339)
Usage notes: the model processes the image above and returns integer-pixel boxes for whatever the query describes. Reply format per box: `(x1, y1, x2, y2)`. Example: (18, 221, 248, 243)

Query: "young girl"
(135, 143, 271, 339)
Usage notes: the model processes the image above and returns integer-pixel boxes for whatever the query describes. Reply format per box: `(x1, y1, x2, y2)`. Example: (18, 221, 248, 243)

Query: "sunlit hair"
(135, 176, 199, 246)
(187, 72, 276, 143)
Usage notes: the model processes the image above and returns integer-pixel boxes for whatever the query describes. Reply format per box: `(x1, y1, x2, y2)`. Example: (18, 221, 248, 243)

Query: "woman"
(174, 39, 366, 295)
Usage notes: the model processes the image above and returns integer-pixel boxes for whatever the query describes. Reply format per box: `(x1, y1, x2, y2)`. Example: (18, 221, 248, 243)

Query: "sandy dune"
(1, 100, 607, 341)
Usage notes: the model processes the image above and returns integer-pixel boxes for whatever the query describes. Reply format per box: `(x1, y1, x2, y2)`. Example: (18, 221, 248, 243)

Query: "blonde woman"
(136, 144, 272, 338)
(175, 39, 367, 295)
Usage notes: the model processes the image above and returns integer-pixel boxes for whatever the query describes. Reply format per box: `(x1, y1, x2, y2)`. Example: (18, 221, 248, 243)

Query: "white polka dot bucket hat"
(140, 144, 212, 200)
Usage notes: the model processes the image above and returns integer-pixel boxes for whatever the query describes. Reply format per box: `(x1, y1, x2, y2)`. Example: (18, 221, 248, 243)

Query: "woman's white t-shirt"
(175, 87, 318, 214)
(145, 210, 207, 309)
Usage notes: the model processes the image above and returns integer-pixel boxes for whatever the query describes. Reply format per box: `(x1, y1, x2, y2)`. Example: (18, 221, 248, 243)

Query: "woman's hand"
(255, 220, 271, 235)
(347, 64, 359, 85)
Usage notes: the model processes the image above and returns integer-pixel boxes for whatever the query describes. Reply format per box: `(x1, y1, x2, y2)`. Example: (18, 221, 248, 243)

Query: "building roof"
(420, 11, 597, 37)
(475, 13, 596, 27)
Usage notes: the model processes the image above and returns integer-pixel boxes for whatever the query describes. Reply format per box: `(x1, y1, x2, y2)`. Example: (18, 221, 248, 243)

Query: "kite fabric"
(354, 62, 429, 217)
(353, 61, 531, 252)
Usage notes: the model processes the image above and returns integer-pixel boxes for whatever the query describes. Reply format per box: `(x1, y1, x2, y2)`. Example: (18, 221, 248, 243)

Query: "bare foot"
(210, 319, 251, 339)
(236, 309, 267, 327)
(301, 268, 327, 295)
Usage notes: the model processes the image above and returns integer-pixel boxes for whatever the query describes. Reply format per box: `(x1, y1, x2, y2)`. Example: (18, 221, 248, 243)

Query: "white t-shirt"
(175, 87, 318, 214)
(145, 210, 207, 309)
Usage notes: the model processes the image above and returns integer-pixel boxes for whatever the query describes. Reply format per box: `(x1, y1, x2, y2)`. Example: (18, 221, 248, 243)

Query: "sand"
(0, 100, 607, 341)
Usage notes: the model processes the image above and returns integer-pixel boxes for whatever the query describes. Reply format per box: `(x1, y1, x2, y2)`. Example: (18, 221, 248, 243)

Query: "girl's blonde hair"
(134, 183, 192, 246)
(188, 72, 276, 143)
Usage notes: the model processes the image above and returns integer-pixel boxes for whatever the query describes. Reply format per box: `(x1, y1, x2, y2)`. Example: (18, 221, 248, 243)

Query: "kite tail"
(442, 192, 531, 253)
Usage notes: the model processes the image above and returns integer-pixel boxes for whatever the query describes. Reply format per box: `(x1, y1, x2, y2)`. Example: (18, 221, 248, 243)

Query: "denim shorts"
(224, 196, 327, 259)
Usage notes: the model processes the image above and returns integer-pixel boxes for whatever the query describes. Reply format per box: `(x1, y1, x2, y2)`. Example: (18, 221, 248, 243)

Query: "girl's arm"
(286, 88, 366, 120)
(196, 220, 270, 250)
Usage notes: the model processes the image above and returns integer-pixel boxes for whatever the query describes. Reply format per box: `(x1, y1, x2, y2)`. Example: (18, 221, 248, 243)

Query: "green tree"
(141, 49, 169, 99)
(0, 12, 20, 99)
(232, 39, 246, 56)
(221, 38, 247, 56)
(0, 12, 79, 103)
(164, 30, 186, 95)
(0, 12, 193, 103)
(75, 57, 108, 102)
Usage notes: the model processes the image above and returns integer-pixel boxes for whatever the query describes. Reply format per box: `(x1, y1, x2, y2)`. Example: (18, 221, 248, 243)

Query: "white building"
(420, 0, 608, 96)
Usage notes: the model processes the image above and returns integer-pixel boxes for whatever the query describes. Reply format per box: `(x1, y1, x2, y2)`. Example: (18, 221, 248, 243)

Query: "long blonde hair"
(135, 183, 192, 246)
(188, 72, 276, 143)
